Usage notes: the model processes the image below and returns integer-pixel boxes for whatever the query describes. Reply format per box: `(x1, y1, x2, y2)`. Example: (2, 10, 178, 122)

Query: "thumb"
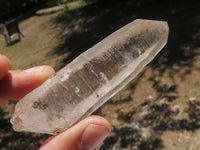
(40, 115, 111, 150)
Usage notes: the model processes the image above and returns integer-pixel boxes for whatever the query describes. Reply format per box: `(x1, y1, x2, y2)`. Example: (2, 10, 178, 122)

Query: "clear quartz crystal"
(11, 19, 169, 134)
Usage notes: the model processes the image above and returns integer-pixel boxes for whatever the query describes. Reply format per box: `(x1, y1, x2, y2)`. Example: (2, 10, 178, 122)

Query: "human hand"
(0, 54, 110, 150)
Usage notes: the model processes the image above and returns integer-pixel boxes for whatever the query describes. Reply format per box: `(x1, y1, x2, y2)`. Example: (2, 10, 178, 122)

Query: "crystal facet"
(11, 19, 169, 134)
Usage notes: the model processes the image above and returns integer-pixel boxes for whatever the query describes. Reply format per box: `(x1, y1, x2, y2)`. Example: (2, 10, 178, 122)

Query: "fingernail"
(80, 124, 109, 150)
(24, 66, 45, 73)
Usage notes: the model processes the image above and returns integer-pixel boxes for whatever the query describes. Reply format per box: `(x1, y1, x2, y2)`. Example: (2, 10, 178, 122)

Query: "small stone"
(188, 97, 196, 101)
(160, 97, 169, 103)
(11, 19, 169, 134)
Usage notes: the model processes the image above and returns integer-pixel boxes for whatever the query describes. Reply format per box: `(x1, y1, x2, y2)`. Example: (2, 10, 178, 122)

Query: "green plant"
(64, 5, 69, 13)
(184, 94, 189, 98)
(12, 65, 20, 70)
(145, 98, 155, 106)
(45, 0, 57, 6)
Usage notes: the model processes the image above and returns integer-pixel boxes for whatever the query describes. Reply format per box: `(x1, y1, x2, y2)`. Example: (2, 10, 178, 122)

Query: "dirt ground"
(0, 0, 200, 149)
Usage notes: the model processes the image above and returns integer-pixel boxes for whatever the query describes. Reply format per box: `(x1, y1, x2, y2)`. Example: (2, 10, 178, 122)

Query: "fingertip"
(39, 65, 56, 81)
(0, 55, 11, 69)
(22, 65, 55, 85)
(83, 115, 111, 132)
(0, 55, 11, 80)
(23, 65, 56, 85)
(23, 65, 55, 76)
(80, 124, 109, 150)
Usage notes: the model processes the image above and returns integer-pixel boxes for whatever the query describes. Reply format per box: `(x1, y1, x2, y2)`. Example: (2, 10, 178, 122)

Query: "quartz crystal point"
(11, 19, 169, 134)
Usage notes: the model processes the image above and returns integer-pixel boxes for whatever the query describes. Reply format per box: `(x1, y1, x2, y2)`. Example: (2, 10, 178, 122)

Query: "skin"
(0, 54, 111, 150)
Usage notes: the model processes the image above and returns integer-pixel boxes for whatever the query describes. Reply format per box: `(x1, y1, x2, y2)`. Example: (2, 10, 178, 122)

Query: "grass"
(163, 72, 173, 78)
(139, 78, 145, 83)
(34, 45, 50, 54)
(174, 99, 187, 106)
(194, 56, 200, 68)
(12, 65, 20, 70)
(0, 12, 62, 70)
(195, 80, 200, 86)
(184, 94, 190, 98)
(145, 98, 156, 106)
(0, 38, 5, 44)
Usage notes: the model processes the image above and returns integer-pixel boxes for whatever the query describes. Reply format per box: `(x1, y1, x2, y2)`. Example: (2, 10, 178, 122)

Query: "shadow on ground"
(48, 0, 200, 70)
(98, 100, 200, 150)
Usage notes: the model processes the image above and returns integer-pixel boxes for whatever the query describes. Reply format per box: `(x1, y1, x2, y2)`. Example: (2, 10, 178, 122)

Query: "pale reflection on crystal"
(11, 19, 169, 134)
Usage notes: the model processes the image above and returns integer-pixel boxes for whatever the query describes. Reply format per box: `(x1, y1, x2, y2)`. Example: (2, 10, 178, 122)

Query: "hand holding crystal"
(0, 54, 110, 150)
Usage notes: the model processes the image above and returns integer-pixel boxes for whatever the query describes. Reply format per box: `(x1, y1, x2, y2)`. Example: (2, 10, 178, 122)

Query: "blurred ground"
(0, 0, 200, 149)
